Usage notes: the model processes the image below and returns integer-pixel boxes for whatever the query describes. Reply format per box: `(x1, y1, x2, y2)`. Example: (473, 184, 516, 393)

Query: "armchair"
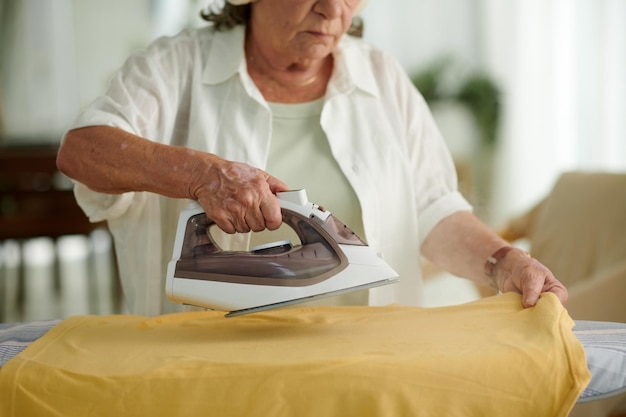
(498, 171, 626, 322)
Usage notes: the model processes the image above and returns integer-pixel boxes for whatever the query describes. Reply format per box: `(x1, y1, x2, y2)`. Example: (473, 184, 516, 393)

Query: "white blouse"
(67, 25, 471, 315)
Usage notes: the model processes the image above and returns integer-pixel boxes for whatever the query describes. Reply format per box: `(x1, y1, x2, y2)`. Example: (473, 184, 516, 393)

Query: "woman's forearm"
(57, 125, 210, 200)
(421, 210, 567, 308)
(56, 125, 290, 234)
(420, 211, 511, 288)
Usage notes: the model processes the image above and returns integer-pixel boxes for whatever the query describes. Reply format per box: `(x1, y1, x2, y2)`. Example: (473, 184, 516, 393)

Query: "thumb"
(266, 174, 290, 194)
(520, 276, 543, 308)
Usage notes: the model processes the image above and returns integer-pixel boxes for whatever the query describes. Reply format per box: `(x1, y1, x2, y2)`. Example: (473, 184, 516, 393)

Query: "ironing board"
(1, 295, 625, 416)
(2, 320, 624, 402)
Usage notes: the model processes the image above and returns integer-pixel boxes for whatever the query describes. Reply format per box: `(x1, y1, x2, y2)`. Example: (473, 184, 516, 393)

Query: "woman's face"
(248, 0, 360, 64)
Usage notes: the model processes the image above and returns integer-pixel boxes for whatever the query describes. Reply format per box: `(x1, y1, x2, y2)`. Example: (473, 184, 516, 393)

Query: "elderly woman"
(56, 0, 567, 315)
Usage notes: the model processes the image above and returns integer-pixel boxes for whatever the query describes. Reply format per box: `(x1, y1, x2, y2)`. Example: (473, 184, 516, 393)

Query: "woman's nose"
(313, 0, 343, 19)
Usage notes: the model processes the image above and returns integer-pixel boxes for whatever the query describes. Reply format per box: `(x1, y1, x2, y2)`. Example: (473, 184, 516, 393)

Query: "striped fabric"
(574, 321, 626, 402)
(1, 319, 625, 403)
(0, 320, 61, 367)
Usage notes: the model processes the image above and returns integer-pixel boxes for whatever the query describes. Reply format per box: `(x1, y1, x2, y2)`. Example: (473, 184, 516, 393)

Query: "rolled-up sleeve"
(72, 181, 135, 223)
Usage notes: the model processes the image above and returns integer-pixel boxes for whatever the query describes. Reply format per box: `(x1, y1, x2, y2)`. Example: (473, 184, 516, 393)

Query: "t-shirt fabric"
(0, 293, 590, 417)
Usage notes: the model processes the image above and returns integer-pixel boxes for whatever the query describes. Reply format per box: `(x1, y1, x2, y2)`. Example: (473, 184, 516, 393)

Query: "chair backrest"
(526, 171, 626, 287)
(0, 144, 104, 239)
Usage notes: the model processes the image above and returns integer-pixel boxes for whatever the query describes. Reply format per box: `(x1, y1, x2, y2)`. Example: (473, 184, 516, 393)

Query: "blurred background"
(1, 0, 625, 321)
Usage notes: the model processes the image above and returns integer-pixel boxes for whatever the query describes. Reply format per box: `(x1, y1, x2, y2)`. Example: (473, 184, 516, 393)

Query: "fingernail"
(524, 297, 537, 307)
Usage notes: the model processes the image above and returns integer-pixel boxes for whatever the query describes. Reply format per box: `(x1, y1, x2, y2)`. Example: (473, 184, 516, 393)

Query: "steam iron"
(166, 190, 399, 317)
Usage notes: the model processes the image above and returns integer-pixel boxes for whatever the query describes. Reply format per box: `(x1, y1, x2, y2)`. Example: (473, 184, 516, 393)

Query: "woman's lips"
(306, 30, 332, 39)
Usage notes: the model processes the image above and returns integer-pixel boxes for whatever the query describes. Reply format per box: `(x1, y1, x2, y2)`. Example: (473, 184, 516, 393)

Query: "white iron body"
(166, 190, 399, 317)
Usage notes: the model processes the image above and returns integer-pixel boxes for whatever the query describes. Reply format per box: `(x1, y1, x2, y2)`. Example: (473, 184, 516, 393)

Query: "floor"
(0, 229, 121, 323)
(0, 230, 481, 323)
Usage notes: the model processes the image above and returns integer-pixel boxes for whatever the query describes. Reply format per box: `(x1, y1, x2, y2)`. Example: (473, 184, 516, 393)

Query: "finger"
(230, 213, 251, 233)
(543, 279, 569, 306)
(244, 207, 266, 232)
(520, 274, 544, 308)
(213, 217, 237, 235)
(522, 290, 541, 308)
(211, 203, 247, 234)
(223, 194, 257, 234)
(241, 189, 272, 233)
(549, 286, 569, 306)
(259, 195, 283, 231)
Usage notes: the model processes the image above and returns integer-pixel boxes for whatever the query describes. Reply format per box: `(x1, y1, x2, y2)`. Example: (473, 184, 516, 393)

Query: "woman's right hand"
(58, 126, 289, 234)
(190, 154, 290, 234)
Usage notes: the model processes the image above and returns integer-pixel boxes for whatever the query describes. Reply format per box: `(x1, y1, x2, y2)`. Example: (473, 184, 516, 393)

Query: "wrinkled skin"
(191, 157, 289, 234)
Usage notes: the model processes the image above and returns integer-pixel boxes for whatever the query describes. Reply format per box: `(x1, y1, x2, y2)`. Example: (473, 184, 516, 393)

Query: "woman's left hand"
(495, 248, 569, 308)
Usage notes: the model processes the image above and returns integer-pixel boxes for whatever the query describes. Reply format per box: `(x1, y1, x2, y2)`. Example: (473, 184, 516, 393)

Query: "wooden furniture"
(0, 144, 104, 239)
(0, 143, 114, 321)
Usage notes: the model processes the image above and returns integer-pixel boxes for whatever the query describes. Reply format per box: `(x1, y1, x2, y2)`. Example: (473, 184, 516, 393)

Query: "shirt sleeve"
(411, 94, 472, 242)
(386, 54, 473, 242)
(64, 34, 190, 222)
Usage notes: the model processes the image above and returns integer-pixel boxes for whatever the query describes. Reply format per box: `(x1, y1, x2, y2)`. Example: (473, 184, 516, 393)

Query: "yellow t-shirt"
(0, 293, 589, 417)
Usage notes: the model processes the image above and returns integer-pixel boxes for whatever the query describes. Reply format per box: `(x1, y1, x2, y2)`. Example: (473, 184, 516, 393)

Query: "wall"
(480, 0, 626, 225)
(0, 0, 154, 143)
(1, 0, 78, 141)
(1, 0, 624, 225)
(1, 0, 484, 143)
(361, 0, 482, 76)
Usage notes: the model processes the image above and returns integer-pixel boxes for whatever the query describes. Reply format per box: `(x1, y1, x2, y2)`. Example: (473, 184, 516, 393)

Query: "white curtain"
(362, 0, 481, 77)
(482, 0, 626, 225)
(1, 0, 79, 142)
(363, 0, 625, 225)
(0, 0, 157, 143)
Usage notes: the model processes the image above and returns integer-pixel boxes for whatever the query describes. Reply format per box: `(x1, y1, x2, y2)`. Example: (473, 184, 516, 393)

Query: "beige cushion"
(501, 172, 626, 416)
(527, 172, 626, 290)
(566, 260, 626, 321)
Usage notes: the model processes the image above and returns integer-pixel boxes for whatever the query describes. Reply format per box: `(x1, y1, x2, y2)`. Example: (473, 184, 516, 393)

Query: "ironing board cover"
(0, 293, 589, 417)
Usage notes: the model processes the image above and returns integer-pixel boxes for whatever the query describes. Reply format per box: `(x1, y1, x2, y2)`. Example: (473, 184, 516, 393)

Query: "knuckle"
(251, 224, 265, 233)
